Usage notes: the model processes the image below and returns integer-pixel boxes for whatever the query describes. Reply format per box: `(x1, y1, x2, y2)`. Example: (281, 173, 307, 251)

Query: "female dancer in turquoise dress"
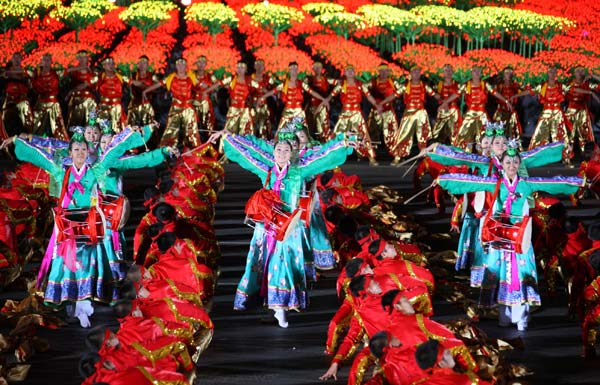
(209, 126, 355, 327)
(1, 126, 146, 327)
(221, 120, 352, 276)
(437, 142, 583, 330)
(422, 124, 563, 285)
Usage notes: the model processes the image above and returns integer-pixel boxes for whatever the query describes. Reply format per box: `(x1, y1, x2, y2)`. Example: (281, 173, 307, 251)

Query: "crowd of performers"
(0, 111, 223, 384)
(3, 50, 600, 167)
(2, 48, 600, 384)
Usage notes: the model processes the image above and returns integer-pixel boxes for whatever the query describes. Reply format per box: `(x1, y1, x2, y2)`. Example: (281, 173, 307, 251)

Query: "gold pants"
(306, 104, 330, 141)
(193, 99, 215, 133)
(2, 99, 33, 136)
(452, 110, 488, 151)
(334, 110, 375, 159)
(277, 107, 305, 131)
(68, 97, 97, 128)
(565, 107, 594, 153)
(224, 106, 253, 135)
(33, 101, 69, 140)
(528, 109, 570, 159)
(432, 107, 460, 143)
(391, 108, 431, 159)
(493, 109, 521, 138)
(253, 103, 271, 138)
(98, 103, 124, 133)
(369, 109, 397, 147)
(160, 105, 200, 148)
(127, 102, 155, 127)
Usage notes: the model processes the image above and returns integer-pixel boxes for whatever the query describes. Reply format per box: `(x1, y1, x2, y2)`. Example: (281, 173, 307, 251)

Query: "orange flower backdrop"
(1, 0, 599, 85)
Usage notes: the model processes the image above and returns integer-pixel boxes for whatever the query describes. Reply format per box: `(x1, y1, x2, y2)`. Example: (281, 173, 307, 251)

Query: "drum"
(481, 214, 532, 254)
(244, 189, 282, 223)
(99, 194, 131, 231)
(273, 209, 302, 242)
(54, 207, 106, 245)
(298, 193, 316, 227)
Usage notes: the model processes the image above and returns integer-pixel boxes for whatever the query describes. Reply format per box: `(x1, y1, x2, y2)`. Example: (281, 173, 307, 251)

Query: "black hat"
(548, 202, 566, 220)
(345, 258, 365, 279)
(381, 289, 401, 312)
(156, 231, 177, 253)
(338, 214, 358, 238)
(153, 202, 176, 223)
(78, 352, 100, 379)
(369, 331, 389, 359)
(415, 339, 441, 370)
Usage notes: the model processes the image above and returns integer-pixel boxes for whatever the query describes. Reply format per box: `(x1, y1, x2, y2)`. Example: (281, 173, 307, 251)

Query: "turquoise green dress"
(428, 141, 563, 282)
(15, 129, 143, 305)
(223, 134, 352, 311)
(438, 173, 583, 307)
(226, 134, 352, 275)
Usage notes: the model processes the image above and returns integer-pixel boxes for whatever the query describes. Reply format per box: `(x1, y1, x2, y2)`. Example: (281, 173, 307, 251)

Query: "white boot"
(75, 300, 93, 328)
(274, 308, 288, 328)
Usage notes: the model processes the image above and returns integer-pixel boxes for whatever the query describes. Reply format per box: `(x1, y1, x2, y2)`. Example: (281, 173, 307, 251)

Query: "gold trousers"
(369, 109, 397, 148)
(160, 105, 200, 148)
(33, 101, 69, 140)
(432, 107, 460, 143)
(528, 109, 570, 159)
(253, 103, 271, 138)
(277, 107, 305, 131)
(193, 99, 215, 133)
(68, 97, 97, 128)
(493, 109, 522, 138)
(334, 110, 375, 159)
(98, 103, 125, 133)
(452, 110, 488, 151)
(2, 99, 33, 136)
(306, 104, 330, 141)
(127, 102, 155, 127)
(565, 107, 594, 153)
(224, 106, 253, 135)
(391, 108, 431, 159)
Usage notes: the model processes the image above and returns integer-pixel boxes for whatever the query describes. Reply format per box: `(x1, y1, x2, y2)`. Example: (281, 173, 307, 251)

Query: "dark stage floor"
(2, 159, 600, 385)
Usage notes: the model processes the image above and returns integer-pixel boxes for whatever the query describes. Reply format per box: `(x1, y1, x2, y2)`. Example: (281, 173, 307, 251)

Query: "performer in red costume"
(1, 52, 33, 139)
(496, 67, 524, 138)
(453, 66, 510, 151)
(391, 66, 436, 162)
(127, 55, 156, 126)
(192, 56, 217, 135)
(65, 50, 97, 128)
(566, 67, 599, 156)
(326, 64, 380, 165)
(305, 62, 336, 140)
(97, 57, 126, 132)
(30, 53, 69, 140)
(143, 58, 200, 149)
(431, 64, 461, 144)
(367, 63, 398, 155)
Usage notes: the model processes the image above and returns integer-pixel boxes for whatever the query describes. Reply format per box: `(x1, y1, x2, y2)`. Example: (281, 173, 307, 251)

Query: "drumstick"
(181, 142, 210, 157)
(401, 159, 418, 178)
(395, 153, 424, 168)
(403, 182, 435, 205)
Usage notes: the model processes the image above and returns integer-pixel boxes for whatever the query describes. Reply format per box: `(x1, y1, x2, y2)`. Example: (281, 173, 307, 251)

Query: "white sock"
(274, 309, 288, 328)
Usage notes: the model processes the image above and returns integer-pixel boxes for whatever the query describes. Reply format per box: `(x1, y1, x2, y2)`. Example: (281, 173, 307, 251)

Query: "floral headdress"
(88, 110, 98, 127)
(70, 126, 86, 142)
(506, 138, 520, 157)
(278, 116, 305, 142)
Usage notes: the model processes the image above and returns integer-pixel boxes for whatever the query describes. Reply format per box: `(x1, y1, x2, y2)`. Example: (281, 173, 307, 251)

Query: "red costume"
(97, 72, 126, 132)
(31, 67, 69, 139)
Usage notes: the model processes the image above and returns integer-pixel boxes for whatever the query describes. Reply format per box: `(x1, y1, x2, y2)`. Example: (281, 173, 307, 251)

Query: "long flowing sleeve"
(524, 176, 584, 196)
(437, 173, 498, 195)
(298, 139, 352, 179)
(96, 125, 154, 173)
(521, 141, 564, 168)
(229, 134, 274, 166)
(112, 148, 169, 171)
(14, 138, 61, 175)
(428, 145, 489, 175)
(222, 134, 270, 182)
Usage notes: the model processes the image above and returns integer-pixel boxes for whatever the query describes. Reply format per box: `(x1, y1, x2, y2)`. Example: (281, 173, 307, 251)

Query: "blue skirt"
(234, 222, 308, 311)
(44, 229, 124, 305)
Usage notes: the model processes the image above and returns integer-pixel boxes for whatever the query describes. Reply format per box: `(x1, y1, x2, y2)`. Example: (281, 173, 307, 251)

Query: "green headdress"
(98, 119, 114, 136)
(506, 138, 520, 157)
(70, 126, 86, 142)
(278, 116, 305, 143)
(88, 110, 98, 127)
(484, 121, 505, 138)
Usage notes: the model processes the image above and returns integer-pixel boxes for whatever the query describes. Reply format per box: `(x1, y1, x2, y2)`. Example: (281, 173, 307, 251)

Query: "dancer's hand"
(208, 131, 223, 144)
(167, 146, 180, 157)
(450, 224, 460, 233)
(319, 363, 338, 381)
(0, 136, 16, 150)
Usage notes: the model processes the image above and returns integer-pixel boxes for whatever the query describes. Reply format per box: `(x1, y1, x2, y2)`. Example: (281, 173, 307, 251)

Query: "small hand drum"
(273, 208, 302, 242)
(99, 194, 130, 231)
(482, 214, 532, 254)
(298, 193, 316, 227)
(54, 207, 106, 244)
